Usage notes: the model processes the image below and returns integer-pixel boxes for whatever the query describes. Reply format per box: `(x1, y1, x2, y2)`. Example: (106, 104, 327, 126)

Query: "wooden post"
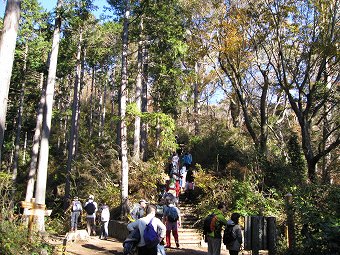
(62, 238, 67, 255)
(285, 193, 295, 250)
(251, 216, 260, 255)
(20, 200, 51, 240)
(262, 216, 267, 250)
(244, 216, 252, 250)
(267, 216, 277, 255)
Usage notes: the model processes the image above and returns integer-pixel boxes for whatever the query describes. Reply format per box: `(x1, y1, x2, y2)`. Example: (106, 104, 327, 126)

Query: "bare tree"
(120, 0, 130, 208)
(64, 29, 83, 208)
(0, 0, 21, 167)
(34, 0, 63, 232)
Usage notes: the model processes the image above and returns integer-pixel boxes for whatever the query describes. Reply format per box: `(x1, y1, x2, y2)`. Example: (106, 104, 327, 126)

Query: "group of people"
(126, 200, 243, 255)
(204, 202, 243, 255)
(165, 151, 195, 203)
(126, 195, 182, 255)
(66, 195, 243, 255)
(65, 194, 110, 240)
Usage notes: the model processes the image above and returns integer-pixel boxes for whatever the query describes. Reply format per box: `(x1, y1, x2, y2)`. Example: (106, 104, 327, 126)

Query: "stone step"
(167, 229, 203, 246)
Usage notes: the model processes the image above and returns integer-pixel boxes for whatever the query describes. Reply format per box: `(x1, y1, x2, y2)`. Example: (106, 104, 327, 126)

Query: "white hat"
(139, 199, 148, 204)
(89, 195, 94, 199)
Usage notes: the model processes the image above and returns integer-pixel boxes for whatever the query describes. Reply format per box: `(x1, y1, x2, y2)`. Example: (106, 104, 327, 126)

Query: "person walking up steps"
(183, 151, 192, 169)
(205, 202, 228, 255)
(127, 204, 166, 255)
(185, 168, 195, 201)
(163, 199, 181, 248)
(84, 195, 98, 236)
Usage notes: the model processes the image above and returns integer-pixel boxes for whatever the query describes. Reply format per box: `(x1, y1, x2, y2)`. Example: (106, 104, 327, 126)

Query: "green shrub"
(292, 184, 340, 255)
(0, 220, 54, 255)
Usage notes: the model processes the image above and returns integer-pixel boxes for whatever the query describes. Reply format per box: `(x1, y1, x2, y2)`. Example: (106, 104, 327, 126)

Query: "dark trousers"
(229, 250, 239, 255)
(138, 245, 157, 255)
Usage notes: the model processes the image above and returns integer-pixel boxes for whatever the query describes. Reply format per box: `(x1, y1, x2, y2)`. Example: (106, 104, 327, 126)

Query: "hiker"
(179, 165, 187, 192)
(185, 168, 195, 201)
(99, 202, 110, 240)
(206, 202, 228, 255)
(65, 196, 82, 232)
(163, 199, 181, 248)
(225, 213, 243, 255)
(127, 204, 166, 255)
(84, 194, 98, 236)
(183, 152, 192, 169)
(171, 152, 180, 173)
(131, 199, 148, 221)
(166, 156, 173, 177)
(166, 178, 179, 204)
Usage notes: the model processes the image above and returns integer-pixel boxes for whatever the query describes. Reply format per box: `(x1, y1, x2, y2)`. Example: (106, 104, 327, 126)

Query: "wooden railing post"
(267, 216, 277, 255)
(251, 216, 260, 255)
(285, 193, 295, 250)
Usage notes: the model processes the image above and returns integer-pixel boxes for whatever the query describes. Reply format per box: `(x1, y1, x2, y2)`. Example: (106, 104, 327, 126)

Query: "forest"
(0, 0, 339, 254)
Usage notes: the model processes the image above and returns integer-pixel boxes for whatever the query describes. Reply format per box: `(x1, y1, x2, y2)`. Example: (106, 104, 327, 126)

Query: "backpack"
(123, 227, 140, 255)
(203, 213, 218, 235)
(85, 202, 96, 215)
(144, 218, 159, 248)
(167, 207, 179, 222)
(223, 225, 236, 245)
(72, 201, 82, 212)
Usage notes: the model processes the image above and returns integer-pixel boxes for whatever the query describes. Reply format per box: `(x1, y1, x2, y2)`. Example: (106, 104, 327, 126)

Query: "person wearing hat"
(84, 195, 98, 235)
(65, 196, 82, 232)
(130, 199, 148, 221)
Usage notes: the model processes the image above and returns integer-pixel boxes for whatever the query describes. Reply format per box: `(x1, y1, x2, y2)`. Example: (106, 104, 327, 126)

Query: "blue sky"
(0, 0, 109, 19)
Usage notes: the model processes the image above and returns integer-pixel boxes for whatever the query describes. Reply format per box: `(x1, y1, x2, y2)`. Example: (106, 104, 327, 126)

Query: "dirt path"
(59, 236, 231, 255)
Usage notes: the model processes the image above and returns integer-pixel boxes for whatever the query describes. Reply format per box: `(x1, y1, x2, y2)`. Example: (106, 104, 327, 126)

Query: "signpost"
(20, 200, 52, 240)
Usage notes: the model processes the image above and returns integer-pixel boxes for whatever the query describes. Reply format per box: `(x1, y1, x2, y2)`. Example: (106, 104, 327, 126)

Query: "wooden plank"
(244, 216, 252, 250)
(251, 216, 260, 255)
(267, 216, 277, 255)
(23, 209, 52, 216)
(20, 201, 34, 209)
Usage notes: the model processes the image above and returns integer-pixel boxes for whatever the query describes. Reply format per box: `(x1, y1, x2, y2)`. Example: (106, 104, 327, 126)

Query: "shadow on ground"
(81, 243, 123, 254)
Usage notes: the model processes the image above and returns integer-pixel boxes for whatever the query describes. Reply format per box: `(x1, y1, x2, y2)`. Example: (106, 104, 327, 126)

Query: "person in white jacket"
(100, 202, 110, 239)
(127, 204, 166, 255)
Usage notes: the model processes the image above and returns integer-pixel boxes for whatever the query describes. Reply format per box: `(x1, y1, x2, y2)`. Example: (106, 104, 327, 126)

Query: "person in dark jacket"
(225, 213, 243, 255)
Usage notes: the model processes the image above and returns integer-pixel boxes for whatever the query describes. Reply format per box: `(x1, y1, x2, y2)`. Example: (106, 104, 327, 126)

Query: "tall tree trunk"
(12, 42, 28, 185)
(25, 74, 45, 206)
(0, 0, 20, 167)
(64, 29, 82, 208)
(23, 131, 27, 163)
(89, 67, 95, 136)
(99, 73, 108, 137)
(34, 0, 62, 232)
(98, 77, 103, 137)
(120, 0, 130, 209)
(259, 70, 269, 159)
(133, 31, 143, 160)
(193, 62, 200, 135)
(140, 42, 149, 161)
(75, 47, 86, 156)
(110, 68, 116, 130)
